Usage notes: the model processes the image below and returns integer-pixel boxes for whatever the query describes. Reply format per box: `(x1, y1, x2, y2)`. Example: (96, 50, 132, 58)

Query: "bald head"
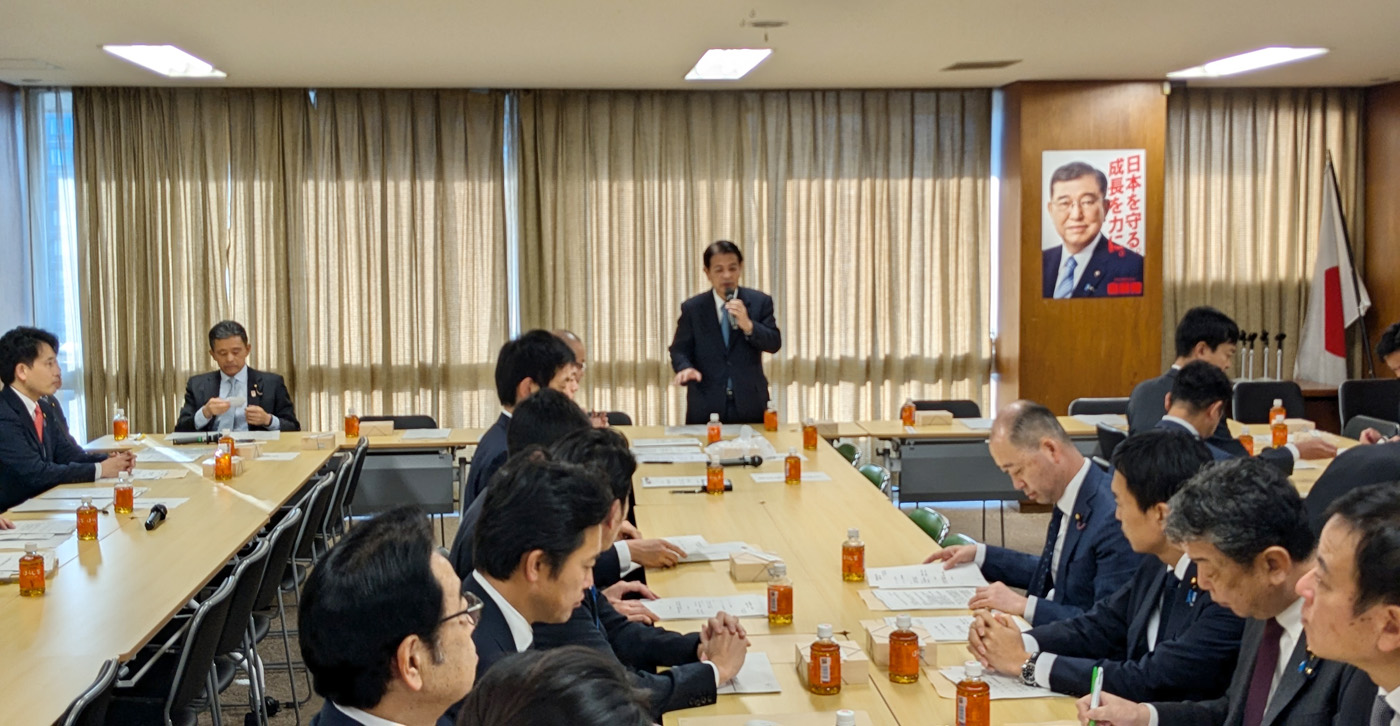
(988, 400, 1084, 505)
(992, 400, 1073, 450)
(552, 330, 585, 368)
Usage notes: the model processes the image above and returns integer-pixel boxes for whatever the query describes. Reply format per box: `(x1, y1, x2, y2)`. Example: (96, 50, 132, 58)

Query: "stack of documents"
(632, 437, 709, 464)
(0, 520, 77, 551)
(859, 563, 988, 611)
(663, 535, 768, 563)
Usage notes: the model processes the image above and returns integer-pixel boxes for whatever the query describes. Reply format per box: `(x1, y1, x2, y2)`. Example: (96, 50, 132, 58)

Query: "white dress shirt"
(472, 570, 534, 652)
(192, 366, 280, 431)
(12, 387, 101, 479)
(1057, 235, 1101, 293)
(1379, 685, 1400, 726)
(712, 290, 730, 325)
(1144, 553, 1193, 650)
(333, 703, 404, 726)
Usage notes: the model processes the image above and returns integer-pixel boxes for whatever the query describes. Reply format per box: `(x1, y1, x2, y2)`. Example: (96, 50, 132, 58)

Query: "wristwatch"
(1020, 652, 1040, 687)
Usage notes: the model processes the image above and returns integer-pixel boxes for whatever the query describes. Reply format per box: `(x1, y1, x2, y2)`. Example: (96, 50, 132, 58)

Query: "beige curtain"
(295, 89, 510, 429)
(520, 90, 991, 426)
(1163, 88, 1364, 375)
(74, 88, 306, 435)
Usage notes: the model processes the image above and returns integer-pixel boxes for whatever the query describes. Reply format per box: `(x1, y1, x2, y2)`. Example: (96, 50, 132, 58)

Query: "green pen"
(1088, 665, 1104, 726)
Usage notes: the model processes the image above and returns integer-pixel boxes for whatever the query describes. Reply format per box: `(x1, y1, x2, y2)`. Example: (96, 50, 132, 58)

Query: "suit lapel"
(4, 387, 49, 457)
(1126, 565, 1170, 658)
(1261, 632, 1312, 725)
(1056, 467, 1099, 586)
(1078, 235, 1110, 296)
(247, 368, 262, 406)
(1230, 619, 1267, 717)
(700, 291, 731, 357)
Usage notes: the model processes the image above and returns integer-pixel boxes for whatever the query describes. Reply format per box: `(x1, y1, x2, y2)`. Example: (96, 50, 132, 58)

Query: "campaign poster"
(1041, 150, 1146, 299)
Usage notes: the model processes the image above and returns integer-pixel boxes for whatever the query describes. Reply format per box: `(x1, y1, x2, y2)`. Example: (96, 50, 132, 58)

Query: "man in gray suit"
(1079, 458, 1375, 726)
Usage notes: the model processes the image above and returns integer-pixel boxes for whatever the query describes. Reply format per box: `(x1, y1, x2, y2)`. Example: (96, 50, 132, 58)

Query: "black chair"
(1338, 379, 1400, 430)
(1068, 397, 1129, 416)
(1342, 414, 1400, 442)
(58, 658, 120, 726)
(209, 536, 274, 725)
(281, 473, 338, 598)
(246, 506, 305, 725)
(605, 411, 634, 426)
(1231, 381, 1305, 424)
(1096, 423, 1128, 461)
(107, 575, 238, 726)
(360, 414, 438, 429)
(913, 399, 982, 418)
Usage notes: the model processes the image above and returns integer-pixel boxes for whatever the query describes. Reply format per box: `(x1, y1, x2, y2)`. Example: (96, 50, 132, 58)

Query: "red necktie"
(33, 405, 44, 444)
(1242, 617, 1284, 726)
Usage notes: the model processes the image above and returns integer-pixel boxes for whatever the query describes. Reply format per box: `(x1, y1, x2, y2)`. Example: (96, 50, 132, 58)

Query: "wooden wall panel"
(1364, 82, 1400, 376)
(996, 82, 1167, 413)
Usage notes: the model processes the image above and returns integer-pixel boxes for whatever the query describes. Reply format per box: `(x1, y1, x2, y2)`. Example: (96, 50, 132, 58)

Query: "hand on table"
(968, 611, 1030, 674)
(628, 538, 686, 568)
(0, 517, 13, 530)
(925, 544, 976, 567)
(1076, 691, 1151, 726)
(101, 452, 136, 479)
(603, 581, 659, 624)
(699, 611, 749, 684)
(968, 582, 1029, 616)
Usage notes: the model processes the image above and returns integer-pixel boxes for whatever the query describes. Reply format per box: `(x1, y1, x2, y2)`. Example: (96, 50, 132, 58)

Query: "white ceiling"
(2, 0, 1398, 89)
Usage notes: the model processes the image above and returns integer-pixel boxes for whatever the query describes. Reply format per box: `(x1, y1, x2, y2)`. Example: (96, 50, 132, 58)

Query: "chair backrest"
(360, 414, 438, 429)
(320, 450, 357, 542)
(857, 464, 890, 492)
(605, 411, 634, 426)
(167, 573, 239, 716)
(215, 535, 274, 654)
(907, 507, 950, 544)
(1096, 423, 1128, 462)
(292, 473, 337, 561)
(59, 658, 120, 726)
(252, 507, 304, 612)
(339, 437, 371, 522)
(835, 443, 861, 467)
(1342, 414, 1400, 442)
(1231, 381, 1305, 424)
(913, 399, 981, 418)
(1068, 397, 1130, 416)
(1338, 379, 1400, 429)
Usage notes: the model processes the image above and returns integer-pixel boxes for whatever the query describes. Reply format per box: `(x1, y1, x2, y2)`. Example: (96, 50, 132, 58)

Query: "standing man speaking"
(669, 241, 782, 425)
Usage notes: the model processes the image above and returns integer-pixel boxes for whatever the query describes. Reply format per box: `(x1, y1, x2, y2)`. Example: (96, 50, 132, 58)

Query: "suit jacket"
(668, 287, 782, 425)
(1305, 442, 1400, 535)
(1130, 368, 1294, 475)
(1027, 558, 1244, 701)
(1042, 235, 1145, 298)
(1151, 619, 1376, 726)
(532, 587, 716, 718)
(174, 368, 300, 432)
(462, 413, 509, 511)
(445, 574, 522, 724)
(981, 463, 1146, 626)
(1154, 418, 1234, 462)
(448, 492, 623, 589)
(0, 386, 107, 513)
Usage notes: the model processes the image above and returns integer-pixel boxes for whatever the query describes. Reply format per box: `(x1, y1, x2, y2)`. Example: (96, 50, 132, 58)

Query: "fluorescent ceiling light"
(685, 48, 772, 81)
(1167, 46, 1327, 79)
(102, 44, 227, 78)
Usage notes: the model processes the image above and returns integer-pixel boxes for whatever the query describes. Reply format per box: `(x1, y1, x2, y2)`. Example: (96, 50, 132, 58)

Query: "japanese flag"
(1295, 162, 1370, 385)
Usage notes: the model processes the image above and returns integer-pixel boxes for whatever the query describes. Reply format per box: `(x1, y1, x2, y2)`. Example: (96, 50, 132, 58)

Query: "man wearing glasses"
(1041, 161, 1145, 299)
(300, 506, 480, 726)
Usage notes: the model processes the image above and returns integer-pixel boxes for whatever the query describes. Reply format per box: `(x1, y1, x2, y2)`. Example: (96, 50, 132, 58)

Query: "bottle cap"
(768, 400, 775, 408)
(115, 408, 124, 417)
(804, 417, 815, 426)
(848, 527, 860, 539)
(24, 542, 37, 553)
(817, 623, 833, 639)
(1273, 398, 1282, 406)
(789, 446, 798, 456)
(349, 407, 358, 416)
(81, 496, 93, 505)
(769, 562, 787, 578)
(964, 660, 984, 677)
(835, 711, 857, 726)
(1242, 425, 1251, 434)
(710, 413, 720, 422)
(896, 613, 912, 630)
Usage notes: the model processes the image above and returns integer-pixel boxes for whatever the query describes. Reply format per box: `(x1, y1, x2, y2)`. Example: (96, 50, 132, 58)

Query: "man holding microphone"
(668, 241, 782, 425)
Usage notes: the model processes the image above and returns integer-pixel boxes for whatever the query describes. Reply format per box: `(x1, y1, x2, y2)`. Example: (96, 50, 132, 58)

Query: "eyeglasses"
(441, 590, 483, 627)
(1051, 196, 1104, 213)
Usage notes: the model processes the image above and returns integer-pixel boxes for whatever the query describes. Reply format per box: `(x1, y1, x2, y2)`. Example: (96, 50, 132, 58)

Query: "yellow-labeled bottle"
(77, 497, 98, 541)
(19, 543, 45, 597)
(888, 613, 921, 683)
(842, 527, 866, 582)
(767, 562, 793, 626)
(112, 407, 129, 441)
(808, 623, 842, 695)
(785, 447, 802, 484)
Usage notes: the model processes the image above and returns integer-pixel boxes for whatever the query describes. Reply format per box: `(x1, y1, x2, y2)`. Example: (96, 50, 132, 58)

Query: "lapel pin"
(1074, 512, 1087, 531)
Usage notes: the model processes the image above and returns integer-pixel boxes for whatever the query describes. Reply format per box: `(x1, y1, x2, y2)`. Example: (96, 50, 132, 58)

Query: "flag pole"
(1326, 153, 1375, 378)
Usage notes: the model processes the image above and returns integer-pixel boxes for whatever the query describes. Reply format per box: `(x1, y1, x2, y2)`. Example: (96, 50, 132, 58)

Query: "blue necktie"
(1054, 256, 1078, 299)
(721, 307, 732, 347)
(1034, 508, 1064, 597)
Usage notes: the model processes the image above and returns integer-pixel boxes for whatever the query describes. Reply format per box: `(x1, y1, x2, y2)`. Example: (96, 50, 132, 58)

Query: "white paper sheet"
(645, 595, 768, 620)
(257, 452, 301, 462)
(86, 434, 148, 448)
(400, 428, 452, 440)
(0, 534, 70, 550)
(871, 587, 978, 611)
(663, 535, 711, 552)
(38, 487, 149, 500)
(679, 541, 760, 563)
(938, 665, 1060, 699)
(98, 469, 184, 482)
(9, 497, 113, 513)
(636, 453, 711, 464)
(882, 615, 975, 642)
(0, 520, 76, 537)
(865, 563, 989, 589)
(631, 446, 705, 457)
(957, 418, 995, 431)
(0, 551, 57, 577)
(642, 476, 708, 489)
(233, 431, 282, 441)
(135, 446, 200, 463)
(665, 424, 754, 437)
(717, 652, 782, 695)
(1071, 413, 1128, 429)
(631, 438, 703, 449)
(749, 471, 832, 483)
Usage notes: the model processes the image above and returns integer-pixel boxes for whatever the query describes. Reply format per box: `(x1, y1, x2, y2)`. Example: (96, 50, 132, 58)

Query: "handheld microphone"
(145, 503, 169, 531)
(718, 455, 764, 468)
(724, 287, 739, 330)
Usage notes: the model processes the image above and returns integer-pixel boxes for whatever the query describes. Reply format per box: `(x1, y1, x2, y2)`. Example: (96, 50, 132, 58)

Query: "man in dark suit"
(299, 507, 478, 726)
(1155, 362, 1334, 475)
(0, 327, 133, 512)
(929, 401, 1145, 626)
(1081, 457, 1376, 726)
(969, 429, 1243, 701)
(461, 329, 577, 512)
(1303, 441, 1400, 535)
(1299, 484, 1400, 726)
(1128, 306, 1240, 435)
(1041, 161, 1144, 299)
(174, 320, 299, 432)
(669, 240, 782, 425)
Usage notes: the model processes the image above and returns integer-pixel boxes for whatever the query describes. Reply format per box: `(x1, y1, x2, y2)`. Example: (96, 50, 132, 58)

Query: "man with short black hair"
(175, 320, 299, 432)
(462, 330, 577, 510)
(0, 326, 133, 512)
(929, 400, 1144, 625)
(1080, 458, 1375, 726)
(669, 240, 782, 424)
(1377, 322, 1400, 379)
(1299, 483, 1400, 726)
(968, 429, 1243, 701)
(1128, 306, 1240, 435)
(299, 507, 479, 726)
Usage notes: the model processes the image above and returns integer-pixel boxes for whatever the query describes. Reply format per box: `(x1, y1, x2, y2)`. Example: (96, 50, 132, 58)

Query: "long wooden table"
(621, 426, 1078, 725)
(0, 433, 335, 725)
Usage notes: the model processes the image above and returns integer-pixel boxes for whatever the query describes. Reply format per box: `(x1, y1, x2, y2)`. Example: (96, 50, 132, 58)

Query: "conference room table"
(623, 424, 1080, 726)
(0, 432, 336, 725)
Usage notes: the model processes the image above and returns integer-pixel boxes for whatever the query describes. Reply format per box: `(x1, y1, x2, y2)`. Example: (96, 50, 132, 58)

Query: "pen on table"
(671, 483, 734, 494)
(1088, 664, 1104, 726)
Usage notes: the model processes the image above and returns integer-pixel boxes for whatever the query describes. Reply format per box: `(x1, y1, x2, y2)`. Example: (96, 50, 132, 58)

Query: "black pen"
(671, 483, 734, 494)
